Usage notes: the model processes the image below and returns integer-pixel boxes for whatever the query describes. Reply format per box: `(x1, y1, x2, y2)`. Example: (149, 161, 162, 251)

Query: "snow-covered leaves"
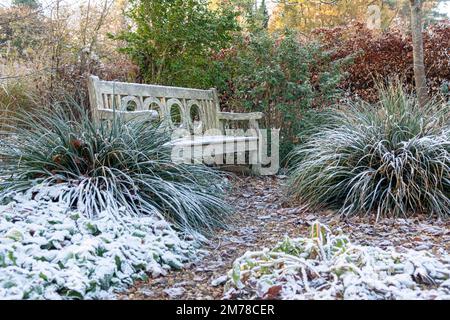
(224, 222, 450, 300)
(0, 186, 195, 300)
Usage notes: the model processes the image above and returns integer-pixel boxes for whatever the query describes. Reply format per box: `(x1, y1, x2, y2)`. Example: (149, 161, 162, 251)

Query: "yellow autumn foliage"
(269, 0, 405, 33)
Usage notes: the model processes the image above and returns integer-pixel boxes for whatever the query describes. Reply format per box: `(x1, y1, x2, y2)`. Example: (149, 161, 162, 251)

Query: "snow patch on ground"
(224, 222, 450, 300)
(0, 185, 195, 299)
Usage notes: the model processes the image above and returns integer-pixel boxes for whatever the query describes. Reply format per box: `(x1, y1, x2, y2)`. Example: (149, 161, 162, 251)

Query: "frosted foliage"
(224, 222, 450, 300)
(0, 185, 195, 300)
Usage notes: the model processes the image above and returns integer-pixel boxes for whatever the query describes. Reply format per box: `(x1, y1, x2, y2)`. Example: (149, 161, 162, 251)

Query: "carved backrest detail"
(88, 76, 220, 132)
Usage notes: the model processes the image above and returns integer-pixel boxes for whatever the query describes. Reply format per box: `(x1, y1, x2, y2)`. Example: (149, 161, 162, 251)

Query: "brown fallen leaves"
(121, 175, 450, 300)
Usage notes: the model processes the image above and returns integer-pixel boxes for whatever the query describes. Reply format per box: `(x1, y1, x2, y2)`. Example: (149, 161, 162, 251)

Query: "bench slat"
(169, 135, 258, 147)
(97, 109, 159, 121)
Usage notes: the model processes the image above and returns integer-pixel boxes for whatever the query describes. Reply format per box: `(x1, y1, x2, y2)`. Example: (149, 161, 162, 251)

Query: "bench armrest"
(217, 112, 263, 121)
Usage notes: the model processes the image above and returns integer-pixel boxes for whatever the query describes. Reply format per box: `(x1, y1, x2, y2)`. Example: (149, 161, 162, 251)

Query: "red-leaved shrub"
(314, 22, 450, 101)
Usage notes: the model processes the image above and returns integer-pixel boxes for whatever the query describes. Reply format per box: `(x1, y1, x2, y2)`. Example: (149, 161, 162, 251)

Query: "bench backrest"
(87, 75, 221, 132)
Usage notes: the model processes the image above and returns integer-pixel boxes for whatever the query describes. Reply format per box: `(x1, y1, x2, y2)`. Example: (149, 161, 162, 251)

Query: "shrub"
(111, 0, 240, 89)
(0, 102, 233, 235)
(0, 80, 38, 132)
(216, 30, 350, 161)
(288, 84, 450, 218)
(314, 22, 450, 102)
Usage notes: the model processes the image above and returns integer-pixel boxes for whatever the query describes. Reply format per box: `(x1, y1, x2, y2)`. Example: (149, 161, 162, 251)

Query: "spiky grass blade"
(0, 101, 233, 235)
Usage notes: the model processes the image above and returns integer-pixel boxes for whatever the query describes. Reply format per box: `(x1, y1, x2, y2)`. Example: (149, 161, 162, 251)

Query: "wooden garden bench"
(87, 75, 265, 175)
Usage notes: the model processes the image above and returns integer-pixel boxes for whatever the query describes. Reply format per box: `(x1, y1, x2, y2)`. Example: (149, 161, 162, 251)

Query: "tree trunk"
(409, 0, 428, 107)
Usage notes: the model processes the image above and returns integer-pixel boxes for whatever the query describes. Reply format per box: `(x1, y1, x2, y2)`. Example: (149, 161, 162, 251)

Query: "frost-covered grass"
(224, 222, 450, 300)
(288, 84, 450, 218)
(0, 101, 232, 235)
(0, 186, 195, 300)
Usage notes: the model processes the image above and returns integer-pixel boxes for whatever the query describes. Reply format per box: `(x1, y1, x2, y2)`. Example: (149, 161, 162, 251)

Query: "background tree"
(210, 0, 266, 31)
(112, 0, 240, 88)
(389, 0, 445, 29)
(0, 0, 136, 106)
(0, 3, 47, 60)
(269, 0, 443, 33)
(258, 0, 270, 29)
(313, 22, 449, 102)
(12, 0, 40, 9)
(409, 0, 428, 107)
(269, 0, 400, 33)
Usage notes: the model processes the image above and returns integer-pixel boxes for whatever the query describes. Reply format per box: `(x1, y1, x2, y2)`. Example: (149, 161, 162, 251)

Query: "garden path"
(122, 176, 450, 300)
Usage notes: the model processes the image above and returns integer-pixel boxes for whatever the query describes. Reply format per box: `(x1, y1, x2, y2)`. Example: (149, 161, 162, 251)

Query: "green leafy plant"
(111, 0, 240, 88)
(0, 101, 233, 235)
(288, 83, 450, 218)
(218, 30, 350, 161)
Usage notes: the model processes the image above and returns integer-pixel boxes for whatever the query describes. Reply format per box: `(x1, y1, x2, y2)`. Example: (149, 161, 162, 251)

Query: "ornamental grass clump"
(288, 84, 450, 218)
(0, 101, 232, 235)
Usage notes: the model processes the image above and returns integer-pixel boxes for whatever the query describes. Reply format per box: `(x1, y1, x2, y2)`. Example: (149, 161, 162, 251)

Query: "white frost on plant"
(0, 185, 195, 300)
(224, 222, 450, 300)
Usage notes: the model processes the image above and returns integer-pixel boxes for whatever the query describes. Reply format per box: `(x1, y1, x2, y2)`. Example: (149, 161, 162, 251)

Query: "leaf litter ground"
(124, 175, 450, 300)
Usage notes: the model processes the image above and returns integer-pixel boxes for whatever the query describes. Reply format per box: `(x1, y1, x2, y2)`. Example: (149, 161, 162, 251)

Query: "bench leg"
(251, 163, 262, 176)
(250, 150, 262, 176)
